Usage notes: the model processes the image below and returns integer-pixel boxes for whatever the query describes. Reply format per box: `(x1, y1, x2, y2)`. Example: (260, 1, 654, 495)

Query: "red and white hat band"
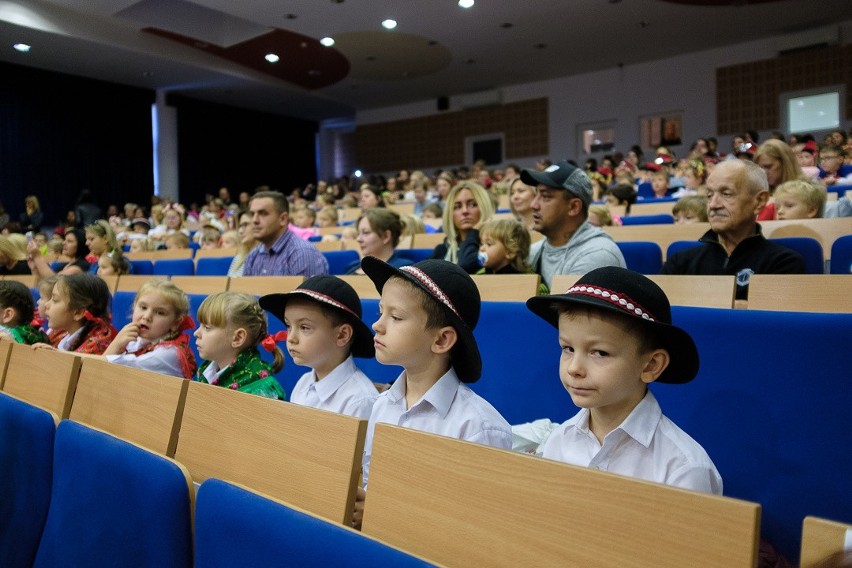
(565, 285, 656, 321)
(400, 266, 462, 320)
(292, 289, 358, 319)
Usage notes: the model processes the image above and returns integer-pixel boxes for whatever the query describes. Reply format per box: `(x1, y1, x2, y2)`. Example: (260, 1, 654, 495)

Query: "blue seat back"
(615, 241, 663, 274)
(0, 394, 55, 567)
(34, 420, 193, 567)
(636, 182, 654, 199)
(195, 479, 432, 568)
(829, 234, 852, 274)
(111, 290, 135, 330)
(666, 239, 703, 259)
(395, 248, 433, 263)
(128, 259, 154, 275)
(154, 258, 195, 276)
(654, 306, 852, 560)
(620, 214, 674, 226)
(323, 250, 360, 275)
(770, 237, 824, 274)
(196, 256, 234, 276)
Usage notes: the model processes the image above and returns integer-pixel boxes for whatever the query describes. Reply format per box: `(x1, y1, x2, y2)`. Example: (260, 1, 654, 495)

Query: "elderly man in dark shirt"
(661, 159, 805, 300)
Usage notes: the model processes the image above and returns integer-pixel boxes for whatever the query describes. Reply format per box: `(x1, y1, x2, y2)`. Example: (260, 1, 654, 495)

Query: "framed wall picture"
(641, 112, 682, 148)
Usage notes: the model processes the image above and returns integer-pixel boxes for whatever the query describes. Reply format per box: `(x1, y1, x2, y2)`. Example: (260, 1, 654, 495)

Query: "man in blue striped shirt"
(242, 191, 328, 278)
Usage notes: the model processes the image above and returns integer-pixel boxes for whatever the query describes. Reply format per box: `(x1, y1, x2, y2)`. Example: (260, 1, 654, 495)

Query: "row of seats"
(109, 233, 852, 277)
(1, 332, 849, 566)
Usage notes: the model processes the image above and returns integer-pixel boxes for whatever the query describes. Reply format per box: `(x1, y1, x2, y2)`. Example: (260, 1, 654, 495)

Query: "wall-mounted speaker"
(437, 96, 449, 111)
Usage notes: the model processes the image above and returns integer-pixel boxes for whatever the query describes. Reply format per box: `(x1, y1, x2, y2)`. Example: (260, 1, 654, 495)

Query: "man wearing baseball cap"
(521, 161, 625, 289)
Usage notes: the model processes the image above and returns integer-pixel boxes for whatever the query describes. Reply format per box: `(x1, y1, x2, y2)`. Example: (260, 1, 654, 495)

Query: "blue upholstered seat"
(195, 479, 432, 568)
(196, 256, 234, 276)
(323, 249, 360, 275)
(153, 258, 195, 276)
(770, 236, 824, 274)
(33, 420, 193, 568)
(0, 394, 55, 567)
(829, 234, 852, 274)
(615, 241, 664, 274)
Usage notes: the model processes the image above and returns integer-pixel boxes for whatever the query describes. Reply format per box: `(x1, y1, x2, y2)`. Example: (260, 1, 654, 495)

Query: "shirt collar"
(386, 367, 461, 417)
(562, 389, 662, 449)
(202, 360, 230, 385)
(262, 228, 292, 254)
(310, 356, 357, 402)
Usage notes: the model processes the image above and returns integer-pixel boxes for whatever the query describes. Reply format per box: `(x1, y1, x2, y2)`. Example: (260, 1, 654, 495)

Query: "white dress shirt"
(289, 356, 378, 419)
(540, 390, 722, 495)
(362, 367, 512, 487)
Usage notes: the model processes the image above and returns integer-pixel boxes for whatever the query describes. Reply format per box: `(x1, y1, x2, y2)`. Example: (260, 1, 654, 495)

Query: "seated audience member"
(795, 140, 821, 180)
(818, 144, 852, 186)
(0, 280, 49, 344)
(220, 230, 239, 249)
(509, 177, 537, 230)
(148, 203, 189, 243)
(359, 184, 385, 210)
(526, 267, 722, 494)
(165, 231, 190, 250)
(399, 214, 426, 241)
(421, 202, 443, 223)
(194, 292, 286, 400)
(96, 251, 130, 276)
(28, 227, 91, 279)
(353, 258, 512, 526)
(754, 139, 805, 220)
(316, 206, 339, 229)
(773, 179, 826, 220)
(288, 206, 319, 240)
(84, 220, 121, 272)
(35, 273, 117, 354)
(673, 159, 707, 198)
(672, 195, 708, 224)
(228, 212, 256, 277)
(603, 183, 636, 224)
(260, 275, 378, 419)
(411, 179, 436, 217)
(522, 162, 625, 289)
(347, 209, 410, 274)
(650, 170, 672, 198)
(199, 226, 223, 250)
(20, 195, 44, 233)
(242, 191, 328, 277)
(587, 205, 615, 227)
(121, 217, 151, 244)
(476, 219, 532, 275)
(129, 237, 154, 253)
(434, 172, 455, 208)
(661, 159, 806, 300)
(0, 234, 30, 275)
(430, 181, 495, 274)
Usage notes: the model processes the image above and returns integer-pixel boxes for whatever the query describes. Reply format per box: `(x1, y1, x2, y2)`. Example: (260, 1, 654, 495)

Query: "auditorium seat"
(33, 420, 194, 567)
(153, 258, 195, 276)
(620, 213, 674, 226)
(195, 479, 431, 568)
(770, 237, 824, 274)
(323, 249, 360, 275)
(195, 256, 234, 276)
(615, 240, 664, 274)
(829, 234, 852, 274)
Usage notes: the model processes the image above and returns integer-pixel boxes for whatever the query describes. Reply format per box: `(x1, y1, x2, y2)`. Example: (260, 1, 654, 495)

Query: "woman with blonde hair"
(228, 212, 257, 277)
(0, 234, 30, 275)
(20, 195, 44, 232)
(753, 139, 805, 220)
(429, 181, 495, 273)
(509, 177, 537, 230)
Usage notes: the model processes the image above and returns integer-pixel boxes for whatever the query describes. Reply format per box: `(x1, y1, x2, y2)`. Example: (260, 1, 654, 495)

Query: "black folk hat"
(361, 257, 482, 383)
(526, 266, 699, 384)
(259, 275, 375, 358)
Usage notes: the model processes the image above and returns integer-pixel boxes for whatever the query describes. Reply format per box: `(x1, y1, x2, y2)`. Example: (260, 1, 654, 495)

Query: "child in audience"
(259, 275, 378, 418)
(96, 251, 131, 276)
(194, 291, 287, 400)
(672, 195, 708, 224)
(36, 273, 117, 354)
(0, 280, 49, 344)
(103, 279, 197, 379)
(476, 219, 532, 275)
(773, 179, 827, 220)
(526, 266, 722, 494)
(359, 258, 512, 487)
(129, 237, 153, 253)
(587, 205, 616, 227)
(316, 206, 339, 229)
(165, 232, 190, 250)
(650, 170, 671, 198)
(34, 275, 58, 336)
(220, 230, 239, 249)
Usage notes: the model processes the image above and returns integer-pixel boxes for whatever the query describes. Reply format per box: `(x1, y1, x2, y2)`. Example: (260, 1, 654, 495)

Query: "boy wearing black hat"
(359, 257, 512, 488)
(526, 266, 722, 494)
(260, 275, 378, 419)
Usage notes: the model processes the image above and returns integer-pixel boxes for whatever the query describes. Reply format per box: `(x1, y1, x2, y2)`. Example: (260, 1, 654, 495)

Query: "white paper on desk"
(845, 528, 852, 551)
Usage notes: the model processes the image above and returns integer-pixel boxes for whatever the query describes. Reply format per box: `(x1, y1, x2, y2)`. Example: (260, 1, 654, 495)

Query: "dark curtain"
(0, 61, 155, 231)
(171, 96, 317, 206)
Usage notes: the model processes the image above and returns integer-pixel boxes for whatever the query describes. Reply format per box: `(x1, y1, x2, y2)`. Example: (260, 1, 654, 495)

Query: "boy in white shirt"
(353, 258, 512, 527)
(260, 275, 377, 419)
(526, 266, 722, 495)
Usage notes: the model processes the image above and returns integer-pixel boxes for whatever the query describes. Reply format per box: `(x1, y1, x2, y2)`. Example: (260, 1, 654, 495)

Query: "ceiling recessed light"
(265, 53, 280, 63)
(13, 43, 31, 53)
(320, 37, 335, 47)
(382, 19, 397, 30)
(459, 0, 474, 8)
